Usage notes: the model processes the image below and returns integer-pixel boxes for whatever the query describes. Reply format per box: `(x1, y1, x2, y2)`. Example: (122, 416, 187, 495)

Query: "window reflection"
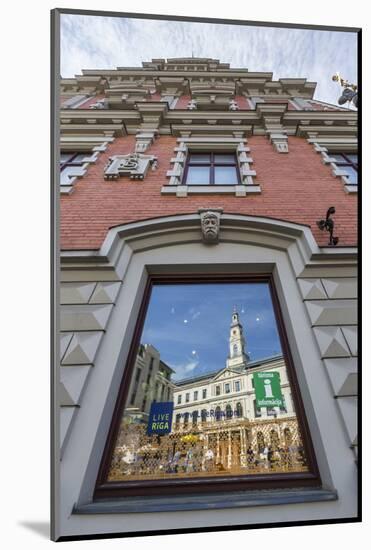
(107, 282, 310, 482)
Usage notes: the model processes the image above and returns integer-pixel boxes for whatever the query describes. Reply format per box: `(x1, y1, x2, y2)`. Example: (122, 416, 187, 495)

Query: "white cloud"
(61, 14, 357, 106)
(172, 360, 199, 381)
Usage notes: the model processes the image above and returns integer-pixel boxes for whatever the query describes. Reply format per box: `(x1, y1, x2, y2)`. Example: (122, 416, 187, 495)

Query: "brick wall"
(60, 135, 357, 250)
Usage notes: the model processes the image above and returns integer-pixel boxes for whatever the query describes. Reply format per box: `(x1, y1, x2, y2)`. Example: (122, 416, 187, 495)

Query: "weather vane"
(332, 72, 358, 108)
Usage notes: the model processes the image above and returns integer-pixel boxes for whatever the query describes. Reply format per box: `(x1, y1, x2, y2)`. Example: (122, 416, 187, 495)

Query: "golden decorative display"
(108, 416, 308, 482)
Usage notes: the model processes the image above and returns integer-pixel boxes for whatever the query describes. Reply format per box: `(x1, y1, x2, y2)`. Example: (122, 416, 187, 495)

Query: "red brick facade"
(60, 59, 357, 250)
(60, 133, 357, 250)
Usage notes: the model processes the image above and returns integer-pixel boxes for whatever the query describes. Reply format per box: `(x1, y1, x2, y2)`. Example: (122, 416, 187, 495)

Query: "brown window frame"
(183, 152, 241, 185)
(94, 273, 320, 500)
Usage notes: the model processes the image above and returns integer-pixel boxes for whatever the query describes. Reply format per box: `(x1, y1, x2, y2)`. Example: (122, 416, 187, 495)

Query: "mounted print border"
(51, 7, 360, 542)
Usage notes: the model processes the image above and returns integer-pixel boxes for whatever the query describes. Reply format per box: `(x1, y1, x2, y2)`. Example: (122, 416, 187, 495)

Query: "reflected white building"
(172, 310, 294, 428)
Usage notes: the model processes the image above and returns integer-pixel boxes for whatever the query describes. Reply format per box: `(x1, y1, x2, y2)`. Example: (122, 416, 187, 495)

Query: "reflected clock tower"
(226, 308, 250, 370)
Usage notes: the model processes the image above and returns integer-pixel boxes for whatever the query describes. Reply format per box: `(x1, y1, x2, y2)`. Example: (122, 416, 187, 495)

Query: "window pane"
(72, 153, 87, 163)
(341, 165, 358, 183)
(106, 282, 311, 484)
(214, 166, 238, 184)
(346, 154, 358, 164)
(332, 154, 346, 162)
(185, 166, 210, 185)
(188, 154, 211, 163)
(60, 166, 78, 185)
(214, 154, 236, 164)
(60, 152, 73, 163)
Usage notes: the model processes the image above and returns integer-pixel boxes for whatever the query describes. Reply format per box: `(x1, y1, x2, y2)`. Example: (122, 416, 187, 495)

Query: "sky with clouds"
(61, 13, 358, 106)
(141, 283, 282, 381)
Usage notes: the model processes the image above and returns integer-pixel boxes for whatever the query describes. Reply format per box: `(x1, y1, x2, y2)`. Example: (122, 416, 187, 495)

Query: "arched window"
(175, 413, 181, 426)
(215, 406, 221, 421)
(192, 410, 198, 425)
(226, 404, 233, 419)
(236, 402, 243, 418)
(201, 409, 207, 423)
(184, 412, 189, 426)
(233, 343, 238, 355)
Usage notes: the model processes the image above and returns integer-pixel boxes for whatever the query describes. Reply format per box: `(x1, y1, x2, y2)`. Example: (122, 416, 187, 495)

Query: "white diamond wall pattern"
(89, 282, 121, 304)
(59, 381, 76, 406)
(305, 300, 357, 326)
(336, 397, 357, 446)
(298, 278, 327, 300)
(60, 332, 73, 360)
(341, 326, 358, 356)
(60, 282, 96, 304)
(321, 278, 357, 299)
(313, 326, 350, 358)
(60, 407, 77, 456)
(61, 331, 104, 365)
(323, 358, 357, 397)
(60, 365, 91, 405)
(338, 373, 357, 397)
(60, 304, 113, 331)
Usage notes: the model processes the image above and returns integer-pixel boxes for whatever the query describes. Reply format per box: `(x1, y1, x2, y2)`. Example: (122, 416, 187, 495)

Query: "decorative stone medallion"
(104, 153, 158, 181)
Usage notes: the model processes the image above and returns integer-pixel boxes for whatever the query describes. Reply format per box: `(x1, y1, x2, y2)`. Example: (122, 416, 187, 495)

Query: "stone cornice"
(59, 106, 358, 140)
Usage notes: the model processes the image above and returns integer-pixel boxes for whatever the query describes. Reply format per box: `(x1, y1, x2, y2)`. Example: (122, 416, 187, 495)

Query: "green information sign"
(253, 371, 283, 408)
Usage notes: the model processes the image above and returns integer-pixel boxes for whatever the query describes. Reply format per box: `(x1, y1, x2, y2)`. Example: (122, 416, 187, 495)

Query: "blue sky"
(61, 14, 358, 106)
(141, 283, 282, 380)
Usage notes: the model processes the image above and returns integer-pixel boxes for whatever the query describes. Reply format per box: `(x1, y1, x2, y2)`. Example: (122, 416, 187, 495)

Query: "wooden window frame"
(183, 152, 241, 186)
(94, 273, 321, 500)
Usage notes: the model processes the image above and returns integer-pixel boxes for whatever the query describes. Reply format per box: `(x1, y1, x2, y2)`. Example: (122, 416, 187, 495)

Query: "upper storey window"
(183, 153, 240, 186)
(59, 153, 87, 186)
(331, 153, 358, 184)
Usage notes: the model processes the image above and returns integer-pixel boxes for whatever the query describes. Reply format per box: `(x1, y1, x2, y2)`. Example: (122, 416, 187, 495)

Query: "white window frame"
(162, 137, 261, 197)
(309, 140, 358, 194)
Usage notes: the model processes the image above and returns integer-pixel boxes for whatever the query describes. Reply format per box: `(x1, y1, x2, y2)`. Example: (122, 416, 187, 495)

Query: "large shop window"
(95, 276, 319, 498)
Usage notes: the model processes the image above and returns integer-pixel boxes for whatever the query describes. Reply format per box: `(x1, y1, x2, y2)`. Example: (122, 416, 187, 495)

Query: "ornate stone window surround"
(57, 214, 357, 534)
(311, 141, 358, 194)
(162, 137, 261, 197)
(60, 139, 114, 195)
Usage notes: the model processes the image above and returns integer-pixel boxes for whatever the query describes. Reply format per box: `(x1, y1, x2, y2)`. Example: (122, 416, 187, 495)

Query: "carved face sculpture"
(201, 212, 220, 242)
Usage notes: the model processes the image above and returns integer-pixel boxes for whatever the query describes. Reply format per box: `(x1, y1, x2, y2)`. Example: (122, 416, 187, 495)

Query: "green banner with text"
(253, 371, 283, 408)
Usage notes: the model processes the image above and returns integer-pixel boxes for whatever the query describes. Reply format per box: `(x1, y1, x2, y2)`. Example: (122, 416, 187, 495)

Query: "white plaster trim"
(60, 140, 112, 194)
(165, 137, 260, 196)
(61, 214, 357, 280)
(311, 141, 358, 194)
(161, 184, 261, 197)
